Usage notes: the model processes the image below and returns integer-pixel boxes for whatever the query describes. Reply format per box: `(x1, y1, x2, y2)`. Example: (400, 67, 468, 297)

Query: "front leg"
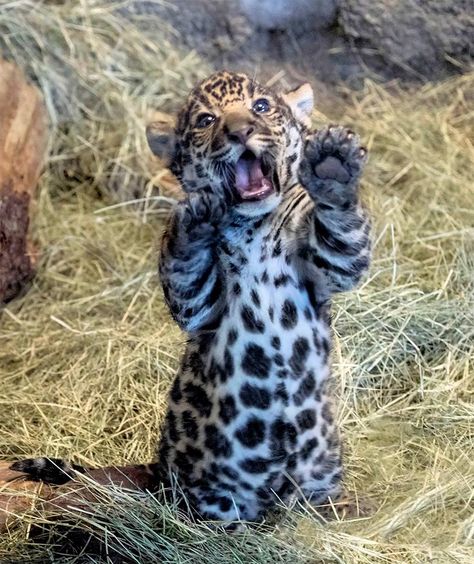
(297, 125, 371, 294)
(160, 190, 226, 332)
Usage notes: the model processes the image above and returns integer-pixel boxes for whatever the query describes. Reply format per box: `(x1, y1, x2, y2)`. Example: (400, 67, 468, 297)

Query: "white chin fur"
(234, 192, 281, 217)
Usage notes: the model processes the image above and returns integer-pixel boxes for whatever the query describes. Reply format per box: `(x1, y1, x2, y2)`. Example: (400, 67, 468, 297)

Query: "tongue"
(235, 157, 273, 200)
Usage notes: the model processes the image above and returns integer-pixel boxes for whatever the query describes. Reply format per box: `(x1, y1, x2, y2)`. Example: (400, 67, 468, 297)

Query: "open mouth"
(234, 150, 278, 201)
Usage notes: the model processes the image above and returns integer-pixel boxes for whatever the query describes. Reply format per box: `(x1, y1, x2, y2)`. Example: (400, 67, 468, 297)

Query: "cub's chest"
(218, 219, 291, 286)
(217, 221, 316, 338)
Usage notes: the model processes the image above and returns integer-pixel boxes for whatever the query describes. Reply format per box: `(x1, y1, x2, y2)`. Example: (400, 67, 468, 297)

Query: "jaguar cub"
(12, 71, 371, 525)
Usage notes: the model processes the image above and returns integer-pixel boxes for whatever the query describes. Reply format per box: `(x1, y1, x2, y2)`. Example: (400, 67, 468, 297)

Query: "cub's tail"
(9, 458, 159, 490)
(10, 458, 84, 485)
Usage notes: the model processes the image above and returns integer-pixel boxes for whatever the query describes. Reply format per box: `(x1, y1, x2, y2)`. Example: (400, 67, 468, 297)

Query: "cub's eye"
(195, 113, 216, 128)
(252, 98, 270, 114)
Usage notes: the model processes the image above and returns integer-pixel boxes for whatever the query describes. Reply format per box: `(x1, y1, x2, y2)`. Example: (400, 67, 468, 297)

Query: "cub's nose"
(224, 111, 255, 144)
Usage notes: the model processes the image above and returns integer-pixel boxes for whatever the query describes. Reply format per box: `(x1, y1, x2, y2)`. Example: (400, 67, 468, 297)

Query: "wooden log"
(0, 461, 155, 533)
(0, 60, 48, 304)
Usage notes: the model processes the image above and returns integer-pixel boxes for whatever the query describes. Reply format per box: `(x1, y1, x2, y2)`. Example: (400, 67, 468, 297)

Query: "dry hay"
(1, 1, 474, 562)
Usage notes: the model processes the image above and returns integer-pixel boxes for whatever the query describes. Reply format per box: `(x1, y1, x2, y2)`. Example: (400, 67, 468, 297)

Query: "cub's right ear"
(146, 111, 177, 166)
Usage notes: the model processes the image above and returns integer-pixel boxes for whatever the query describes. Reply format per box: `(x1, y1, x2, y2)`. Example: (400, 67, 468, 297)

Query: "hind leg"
(294, 423, 344, 507)
(184, 484, 263, 529)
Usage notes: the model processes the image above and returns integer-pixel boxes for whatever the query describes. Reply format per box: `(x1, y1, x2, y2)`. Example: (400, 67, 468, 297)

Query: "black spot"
(261, 270, 269, 284)
(286, 423, 298, 447)
(170, 378, 182, 403)
(239, 457, 271, 474)
(272, 239, 282, 257)
(166, 411, 180, 442)
(250, 289, 261, 308)
(275, 478, 296, 498)
(181, 410, 198, 441)
(183, 307, 193, 319)
(158, 441, 170, 465)
(202, 510, 220, 521)
(209, 358, 226, 384)
(219, 395, 239, 424)
(198, 334, 213, 356)
(274, 274, 291, 288)
(274, 382, 289, 405)
(314, 452, 325, 465)
(288, 337, 310, 376)
(241, 343, 272, 378)
(274, 353, 284, 366)
(313, 328, 330, 362)
(227, 328, 238, 346)
(229, 262, 240, 275)
(269, 418, 288, 462)
(313, 329, 323, 355)
(280, 299, 298, 330)
(256, 487, 272, 501)
(322, 452, 341, 473)
(304, 307, 313, 321)
(235, 416, 266, 447)
(329, 472, 342, 487)
(327, 431, 339, 449)
(223, 348, 234, 377)
(188, 351, 204, 374)
(296, 409, 317, 431)
(221, 465, 239, 481)
(204, 424, 233, 457)
(271, 336, 281, 350)
(241, 305, 265, 333)
(183, 383, 212, 418)
(174, 450, 192, 474)
(263, 470, 280, 489)
(292, 370, 316, 406)
(321, 402, 334, 425)
(239, 480, 253, 490)
(218, 496, 232, 512)
(286, 452, 298, 470)
(233, 282, 241, 295)
(321, 336, 330, 359)
(300, 438, 319, 461)
(239, 383, 271, 409)
(202, 492, 219, 505)
(186, 445, 203, 461)
(268, 306, 274, 321)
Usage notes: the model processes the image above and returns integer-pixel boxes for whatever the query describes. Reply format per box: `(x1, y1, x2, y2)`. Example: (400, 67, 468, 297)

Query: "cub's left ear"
(146, 111, 177, 166)
(282, 83, 314, 127)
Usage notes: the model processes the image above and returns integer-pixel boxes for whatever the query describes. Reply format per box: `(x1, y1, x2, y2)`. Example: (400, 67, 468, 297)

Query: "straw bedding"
(1, 1, 473, 562)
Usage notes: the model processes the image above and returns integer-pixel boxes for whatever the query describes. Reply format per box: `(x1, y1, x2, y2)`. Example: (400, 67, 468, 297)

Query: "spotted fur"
(12, 71, 371, 526)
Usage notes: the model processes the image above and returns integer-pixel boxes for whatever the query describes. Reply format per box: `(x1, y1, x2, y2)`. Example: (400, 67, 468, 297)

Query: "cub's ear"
(146, 111, 177, 165)
(282, 83, 314, 127)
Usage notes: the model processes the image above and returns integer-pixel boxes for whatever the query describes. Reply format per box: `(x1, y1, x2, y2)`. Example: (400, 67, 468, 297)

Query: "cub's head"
(147, 71, 313, 215)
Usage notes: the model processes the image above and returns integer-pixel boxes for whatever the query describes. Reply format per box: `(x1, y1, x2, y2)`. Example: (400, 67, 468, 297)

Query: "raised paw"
(177, 190, 227, 231)
(298, 125, 367, 206)
(10, 457, 81, 485)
